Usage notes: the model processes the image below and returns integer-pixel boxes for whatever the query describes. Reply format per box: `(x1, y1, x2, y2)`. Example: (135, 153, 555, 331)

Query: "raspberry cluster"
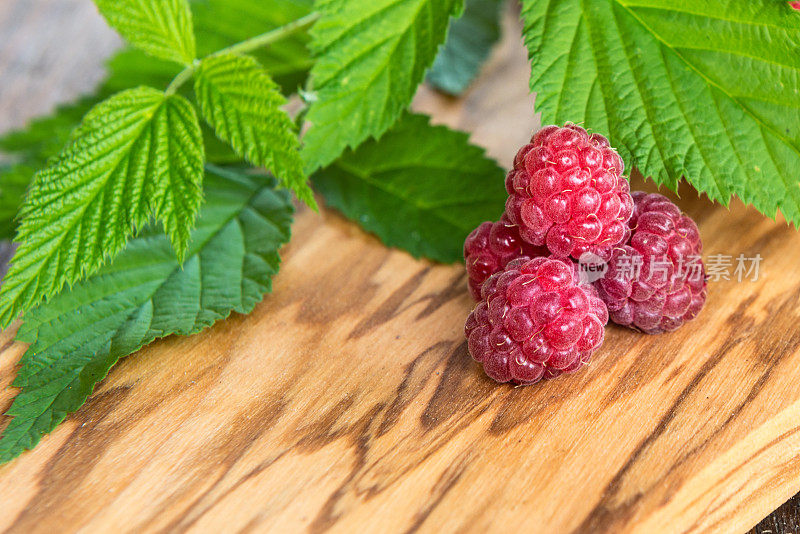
(464, 256, 608, 384)
(464, 215, 547, 300)
(462, 124, 707, 386)
(504, 125, 634, 261)
(595, 192, 707, 333)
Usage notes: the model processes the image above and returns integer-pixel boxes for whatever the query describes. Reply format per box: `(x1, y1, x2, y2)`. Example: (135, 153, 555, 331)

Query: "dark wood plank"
(750, 494, 800, 534)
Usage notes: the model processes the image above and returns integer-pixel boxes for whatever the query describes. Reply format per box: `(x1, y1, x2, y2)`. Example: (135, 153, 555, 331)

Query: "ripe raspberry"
(505, 124, 634, 262)
(464, 215, 548, 300)
(595, 192, 707, 334)
(464, 256, 608, 384)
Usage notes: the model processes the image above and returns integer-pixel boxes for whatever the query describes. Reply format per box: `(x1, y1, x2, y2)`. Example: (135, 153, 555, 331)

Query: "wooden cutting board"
(2, 3, 800, 533)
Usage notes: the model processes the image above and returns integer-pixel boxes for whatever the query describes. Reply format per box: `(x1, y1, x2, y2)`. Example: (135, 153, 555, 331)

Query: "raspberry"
(595, 192, 707, 334)
(505, 124, 634, 262)
(464, 215, 548, 300)
(464, 256, 608, 384)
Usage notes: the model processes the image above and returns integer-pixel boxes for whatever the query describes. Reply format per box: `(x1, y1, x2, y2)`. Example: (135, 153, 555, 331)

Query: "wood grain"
(1, 3, 800, 533)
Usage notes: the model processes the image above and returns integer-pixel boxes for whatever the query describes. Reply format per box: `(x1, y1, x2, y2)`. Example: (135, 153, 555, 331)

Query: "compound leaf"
(0, 166, 293, 464)
(0, 0, 316, 230)
(0, 87, 204, 328)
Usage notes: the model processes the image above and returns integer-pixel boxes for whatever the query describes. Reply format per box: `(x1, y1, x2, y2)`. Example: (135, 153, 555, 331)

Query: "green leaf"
(0, 95, 235, 239)
(302, 0, 465, 172)
(0, 87, 204, 328)
(0, 166, 293, 464)
(312, 113, 505, 262)
(194, 53, 315, 207)
(521, 0, 800, 224)
(0, 0, 315, 221)
(427, 0, 504, 95)
(100, 0, 315, 94)
(105, 52, 244, 167)
(94, 0, 197, 65)
(0, 1, 312, 162)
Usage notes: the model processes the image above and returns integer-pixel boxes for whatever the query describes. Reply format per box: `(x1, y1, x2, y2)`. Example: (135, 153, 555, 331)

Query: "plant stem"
(217, 12, 320, 57)
(164, 11, 321, 96)
(165, 61, 199, 95)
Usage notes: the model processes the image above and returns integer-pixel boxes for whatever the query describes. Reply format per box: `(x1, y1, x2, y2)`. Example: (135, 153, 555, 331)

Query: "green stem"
(165, 61, 199, 95)
(164, 11, 321, 96)
(216, 12, 320, 57)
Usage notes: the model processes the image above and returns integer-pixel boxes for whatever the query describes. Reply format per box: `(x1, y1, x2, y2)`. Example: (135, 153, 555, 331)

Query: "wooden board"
(2, 4, 800, 533)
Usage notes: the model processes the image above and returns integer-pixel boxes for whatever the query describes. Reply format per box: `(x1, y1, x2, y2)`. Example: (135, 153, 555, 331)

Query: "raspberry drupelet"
(464, 214, 548, 300)
(505, 124, 634, 262)
(595, 192, 707, 334)
(464, 256, 608, 385)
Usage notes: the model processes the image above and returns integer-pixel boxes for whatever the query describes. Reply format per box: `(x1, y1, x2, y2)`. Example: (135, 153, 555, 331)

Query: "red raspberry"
(464, 215, 548, 300)
(505, 124, 634, 262)
(464, 256, 608, 384)
(595, 192, 707, 334)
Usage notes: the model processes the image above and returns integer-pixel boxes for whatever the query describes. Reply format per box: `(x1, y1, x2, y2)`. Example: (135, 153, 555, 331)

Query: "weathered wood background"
(1, 2, 799, 533)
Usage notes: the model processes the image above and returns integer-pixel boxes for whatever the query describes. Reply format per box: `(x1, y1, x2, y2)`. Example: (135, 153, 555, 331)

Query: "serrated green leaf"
(0, 1, 312, 167)
(301, 0, 465, 172)
(146, 93, 206, 254)
(0, 95, 235, 240)
(312, 113, 505, 262)
(0, 87, 204, 328)
(0, 166, 293, 464)
(427, 0, 504, 95)
(95, 0, 197, 65)
(194, 53, 315, 208)
(521, 0, 800, 224)
(101, 0, 315, 94)
(0, 0, 314, 225)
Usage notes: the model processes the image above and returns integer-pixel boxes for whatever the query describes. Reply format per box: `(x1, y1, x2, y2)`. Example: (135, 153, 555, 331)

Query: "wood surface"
(1, 3, 800, 533)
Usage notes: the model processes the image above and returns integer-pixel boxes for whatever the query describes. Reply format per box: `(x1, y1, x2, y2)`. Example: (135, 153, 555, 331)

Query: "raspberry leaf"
(312, 113, 506, 263)
(194, 54, 315, 208)
(0, 0, 315, 235)
(427, 0, 504, 95)
(0, 166, 293, 464)
(0, 87, 205, 328)
(521, 0, 800, 224)
(0, 92, 232, 239)
(94, 0, 197, 65)
(301, 0, 465, 172)
(100, 0, 313, 95)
